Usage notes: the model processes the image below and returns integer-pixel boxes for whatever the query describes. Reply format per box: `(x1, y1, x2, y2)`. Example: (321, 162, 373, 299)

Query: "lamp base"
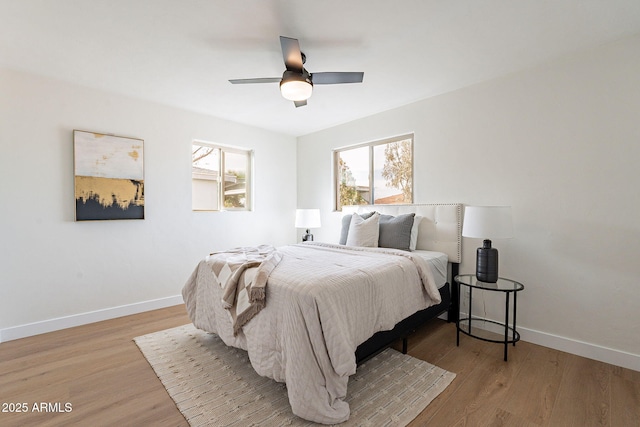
(302, 229, 314, 242)
(476, 239, 498, 283)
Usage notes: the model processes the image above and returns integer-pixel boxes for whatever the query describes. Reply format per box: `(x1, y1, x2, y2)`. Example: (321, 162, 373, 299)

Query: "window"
(334, 134, 413, 211)
(192, 141, 252, 211)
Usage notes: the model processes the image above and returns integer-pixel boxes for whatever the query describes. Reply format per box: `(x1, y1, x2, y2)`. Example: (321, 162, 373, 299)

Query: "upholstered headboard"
(350, 203, 463, 263)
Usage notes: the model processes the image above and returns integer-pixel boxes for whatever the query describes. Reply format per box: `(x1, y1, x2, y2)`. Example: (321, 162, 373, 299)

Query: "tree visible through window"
(334, 134, 413, 210)
(192, 141, 252, 211)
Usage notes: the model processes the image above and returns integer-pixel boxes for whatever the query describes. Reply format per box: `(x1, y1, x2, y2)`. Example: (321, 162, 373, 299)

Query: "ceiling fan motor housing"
(280, 70, 313, 101)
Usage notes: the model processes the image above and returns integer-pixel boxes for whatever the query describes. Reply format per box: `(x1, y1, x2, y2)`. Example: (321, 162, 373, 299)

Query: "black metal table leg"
(513, 290, 518, 347)
(504, 292, 510, 361)
(456, 281, 461, 346)
(468, 286, 473, 338)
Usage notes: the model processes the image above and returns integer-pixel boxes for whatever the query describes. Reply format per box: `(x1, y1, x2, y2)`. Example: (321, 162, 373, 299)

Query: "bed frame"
(351, 203, 463, 363)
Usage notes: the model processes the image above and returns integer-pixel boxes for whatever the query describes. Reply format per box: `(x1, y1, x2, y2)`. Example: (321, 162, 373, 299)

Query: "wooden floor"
(1, 305, 638, 427)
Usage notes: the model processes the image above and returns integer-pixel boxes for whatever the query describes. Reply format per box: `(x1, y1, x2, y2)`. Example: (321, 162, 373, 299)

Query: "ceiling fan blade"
(294, 100, 307, 108)
(229, 77, 281, 84)
(280, 36, 304, 73)
(311, 72, 364, 84)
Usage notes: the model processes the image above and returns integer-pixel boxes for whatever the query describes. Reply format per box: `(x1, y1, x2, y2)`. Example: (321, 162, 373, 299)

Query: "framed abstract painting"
(74, 130, 145, 221)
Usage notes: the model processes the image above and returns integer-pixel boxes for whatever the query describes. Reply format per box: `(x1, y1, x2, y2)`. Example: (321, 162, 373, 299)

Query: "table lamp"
(462, 206, 513, 283)
(295, 209, 321, 242)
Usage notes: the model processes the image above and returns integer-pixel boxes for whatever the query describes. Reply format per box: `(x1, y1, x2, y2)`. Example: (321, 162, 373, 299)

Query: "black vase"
(476, 239, 498, 283)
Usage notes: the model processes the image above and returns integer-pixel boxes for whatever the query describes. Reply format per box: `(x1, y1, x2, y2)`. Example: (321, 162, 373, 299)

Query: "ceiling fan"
(229, 36, 364, 107)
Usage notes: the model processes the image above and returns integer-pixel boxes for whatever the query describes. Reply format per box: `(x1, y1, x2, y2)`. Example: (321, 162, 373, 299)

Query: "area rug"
(134, 324, 455, 426)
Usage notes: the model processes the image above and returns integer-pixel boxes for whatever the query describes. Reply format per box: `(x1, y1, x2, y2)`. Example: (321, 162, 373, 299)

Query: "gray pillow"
(378, 213, 416, 251)
(339, 211, 375, 244)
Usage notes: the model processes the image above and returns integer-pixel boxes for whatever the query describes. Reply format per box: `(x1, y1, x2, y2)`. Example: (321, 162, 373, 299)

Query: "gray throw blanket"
(207, 245, 282, 335)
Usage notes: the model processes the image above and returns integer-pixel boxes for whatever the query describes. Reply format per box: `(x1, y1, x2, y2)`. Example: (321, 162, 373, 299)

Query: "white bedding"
(182, 242, 444, 424)
(412, 250, 448, 288)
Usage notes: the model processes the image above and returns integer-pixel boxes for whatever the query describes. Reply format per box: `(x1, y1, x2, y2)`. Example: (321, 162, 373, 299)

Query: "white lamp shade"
(462, 206, 513, 239)
(295, 209, 321, 229)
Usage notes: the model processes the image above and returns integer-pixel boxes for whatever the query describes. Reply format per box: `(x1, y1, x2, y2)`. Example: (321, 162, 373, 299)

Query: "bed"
(182, 203, 462, 424)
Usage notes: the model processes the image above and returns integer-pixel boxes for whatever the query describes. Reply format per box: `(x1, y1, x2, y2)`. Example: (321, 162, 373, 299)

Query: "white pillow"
(346, 212, 380, 247)
(410, 215, 423, 251)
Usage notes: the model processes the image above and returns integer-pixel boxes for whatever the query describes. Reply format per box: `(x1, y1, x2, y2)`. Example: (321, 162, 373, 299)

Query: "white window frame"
(333, 133, 414, 211)
(192, 140, 253, 211)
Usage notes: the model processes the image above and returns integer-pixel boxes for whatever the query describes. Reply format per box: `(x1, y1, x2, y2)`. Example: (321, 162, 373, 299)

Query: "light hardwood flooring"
(1, 305, 638, 426)
(405, 320, 640, 426)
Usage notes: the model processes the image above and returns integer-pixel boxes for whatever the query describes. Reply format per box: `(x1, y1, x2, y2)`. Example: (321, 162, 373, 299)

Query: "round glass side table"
(455, 274, 524, 361)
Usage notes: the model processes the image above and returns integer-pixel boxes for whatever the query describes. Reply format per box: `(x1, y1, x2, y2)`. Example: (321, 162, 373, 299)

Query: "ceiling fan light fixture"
(280, 71, 313, 101)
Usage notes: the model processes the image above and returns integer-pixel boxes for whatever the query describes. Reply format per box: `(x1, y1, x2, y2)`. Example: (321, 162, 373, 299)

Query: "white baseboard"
(518, 326, 640, 372)
(456, 311, 639, 372)
(0, 295, 184, 344)
(2, 300, 639, 372)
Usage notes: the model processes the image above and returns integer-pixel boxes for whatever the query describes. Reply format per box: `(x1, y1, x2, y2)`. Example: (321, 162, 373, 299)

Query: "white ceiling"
(2, 0, 640, 137)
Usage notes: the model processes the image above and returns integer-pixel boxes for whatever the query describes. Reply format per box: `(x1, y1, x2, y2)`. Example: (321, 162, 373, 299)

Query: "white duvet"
(182, 242, 442, 424)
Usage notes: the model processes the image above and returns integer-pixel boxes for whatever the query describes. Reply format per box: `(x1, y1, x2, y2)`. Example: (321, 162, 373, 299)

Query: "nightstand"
(455, 274, 524, 361)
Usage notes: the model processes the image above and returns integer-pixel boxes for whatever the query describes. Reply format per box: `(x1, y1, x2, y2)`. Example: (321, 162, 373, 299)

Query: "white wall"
(297, 34, 640, 369)
(0, 68, 297, 337)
